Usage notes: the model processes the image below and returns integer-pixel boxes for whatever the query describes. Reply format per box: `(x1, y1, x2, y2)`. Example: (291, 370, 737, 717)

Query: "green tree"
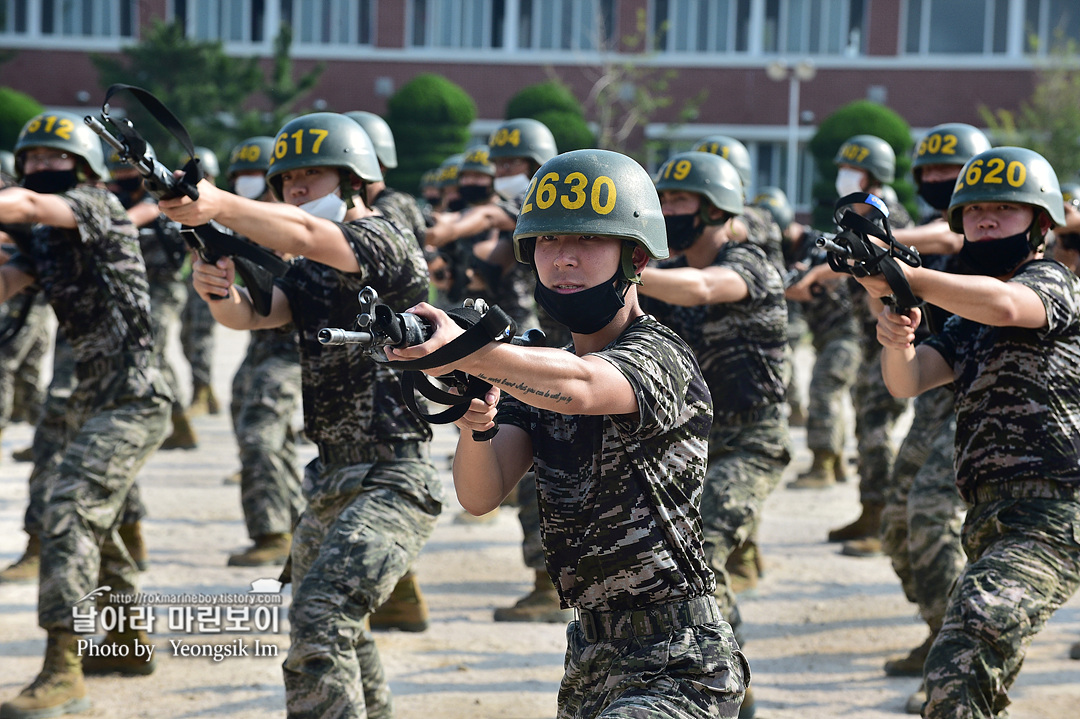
(980, 36, 1080, 180)
(91, 21, 322, 174)
(505, 80, 594, 152)
(0, 87, 43, 151)
(385, 73, 476, 194)
(807, 99, 915, 229)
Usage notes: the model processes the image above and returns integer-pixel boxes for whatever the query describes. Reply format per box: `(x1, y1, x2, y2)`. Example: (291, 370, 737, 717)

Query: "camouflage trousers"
(924, 496, 1080, 719)
(852, 341, 909, 504)
(560, 605, 749, 718)
(39, 362, 171, 630)
(148, 277, 187, 409)
(0, 293, 49, 429)
(284, 455, 442, 719)
(517, 469, 546, 570)
(701, 407, 791, 639)
(785, 301, 808, 413)
(805, 335, 860, 454)
(880, 386, 965, 634)
(229, 351, 304, 538)
(180, 275, 213, 388)
(24, 335, 148, 535)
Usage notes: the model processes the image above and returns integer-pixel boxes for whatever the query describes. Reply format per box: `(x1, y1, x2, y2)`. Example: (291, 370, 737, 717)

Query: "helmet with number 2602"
(911, 123, 991, 182)
(513, 149, 667, 282)
(947, 146, 1065, 234)
(266, 112, 382, 202)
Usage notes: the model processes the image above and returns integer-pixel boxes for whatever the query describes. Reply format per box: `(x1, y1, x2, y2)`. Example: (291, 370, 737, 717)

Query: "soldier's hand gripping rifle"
(84, 84, 288, 316)
(320, 286, 546, 440)
(815, 192, 923, 312)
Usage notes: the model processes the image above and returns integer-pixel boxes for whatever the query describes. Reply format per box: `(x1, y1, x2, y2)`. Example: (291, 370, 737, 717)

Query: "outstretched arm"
(638, 264, 749, 306)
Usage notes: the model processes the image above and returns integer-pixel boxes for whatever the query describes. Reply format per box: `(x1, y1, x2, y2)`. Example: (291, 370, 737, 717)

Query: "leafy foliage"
(506, 80, 594, 152)
(0, 87, 44, 151)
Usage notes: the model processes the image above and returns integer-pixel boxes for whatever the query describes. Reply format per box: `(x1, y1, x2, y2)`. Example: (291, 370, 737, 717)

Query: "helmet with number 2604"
(947, 146, 1065, 234)
(488, 118, 558, 167)
(266, 112, 382, 202)
(513, 149, 667, 282)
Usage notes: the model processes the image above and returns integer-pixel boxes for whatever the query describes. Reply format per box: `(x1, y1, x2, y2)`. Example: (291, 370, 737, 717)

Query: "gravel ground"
(1, 323, 1078, 719)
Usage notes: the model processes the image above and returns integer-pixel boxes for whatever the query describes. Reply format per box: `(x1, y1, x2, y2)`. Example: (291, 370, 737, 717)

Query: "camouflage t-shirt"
(497, 315, 715, 611)
(922, 260, 1080, 501)
(644, 242, 790, 417)
(8, 185, 153, 363)
(277, 216, 431, 447)
(372, 186, 427, 247)
(739, 205, 785, 273)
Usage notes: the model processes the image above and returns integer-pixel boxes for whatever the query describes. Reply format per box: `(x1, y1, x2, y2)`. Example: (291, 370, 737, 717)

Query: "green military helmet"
(690, 135, 753, 190)
(437, 153, 464, 188)
(751, 186, 794, 229)
(1060, 181, 1080, 207)
(104, 140, 155, 173)
(192, 146, 220, 178)
(227, 136, 275, 177)
(513, 149, 667, 282)
(0, 150, 14, 177)
(266, 112, 383, 202)
(654, 151, 744, 218)
(947, 146, 1065, 235)
(912, 123, 991, 181)
(344, 111, 397, 169)
(459, 145, 494, 177)
(488, 118, 558, 166)
(834, 134, 895, 184)
(15, 110, 109, 180)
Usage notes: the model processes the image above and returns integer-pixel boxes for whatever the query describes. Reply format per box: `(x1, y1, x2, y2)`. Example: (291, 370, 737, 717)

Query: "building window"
(1026, 0, 1080, 53)
(176, 0, 266, 43)
(0, 0, 27, 34)
(903, 0, 1009, 55)
(652, 0, 752, 53)
(37, 0, 134, 38)
(282, 0, 373, 46)
(764, 0, 865, 55)
(517, 0, 616, 50)
(410, 0, 506, 49)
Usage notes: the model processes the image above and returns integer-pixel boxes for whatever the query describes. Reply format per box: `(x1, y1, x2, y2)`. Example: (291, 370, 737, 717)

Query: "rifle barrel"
(318, 328, 374, 346)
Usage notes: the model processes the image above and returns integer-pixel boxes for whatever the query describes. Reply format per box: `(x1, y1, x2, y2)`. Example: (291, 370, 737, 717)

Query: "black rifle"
(783, 231, 829, 297)
(320, 286, 545, 440)
(816, 192, 923, 312)
(83, 85, 288, 316)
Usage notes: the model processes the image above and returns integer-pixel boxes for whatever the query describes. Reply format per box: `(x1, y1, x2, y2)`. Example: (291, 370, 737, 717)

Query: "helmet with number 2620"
(513, 149, 667, 282)
(947, 146, 1065, 234)
(266, 112, 382, 202)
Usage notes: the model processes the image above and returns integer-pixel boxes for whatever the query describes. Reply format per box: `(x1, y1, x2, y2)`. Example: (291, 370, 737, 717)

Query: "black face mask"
(534, 267, 629, 335)
(458, 184, 493, 205)
(22, 169, 79, 195)
(664, 213, 704, 252)
(917, 179, 955, 211)
(110, 176, 145, 209)
(446, 197, 467, 212)
(958, 230, 1032, 277)
(1057, 232, 1080, 252)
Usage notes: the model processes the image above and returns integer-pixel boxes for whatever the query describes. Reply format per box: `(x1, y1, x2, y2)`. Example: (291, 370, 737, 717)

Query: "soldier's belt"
(574, 595, 721, 643)
(970, 480, 1080, 504)
(75, 351, 151, 380)
(714, 402, 784, 427)
(317, 441, 427, 466)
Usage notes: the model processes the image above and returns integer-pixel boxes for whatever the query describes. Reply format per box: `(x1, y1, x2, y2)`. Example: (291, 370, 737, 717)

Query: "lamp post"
(766, 59, 816, 207)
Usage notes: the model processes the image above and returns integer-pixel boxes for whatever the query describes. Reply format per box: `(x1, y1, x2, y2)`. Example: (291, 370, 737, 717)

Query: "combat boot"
(11, 445, 34, 463)
(786, 450, 839, 489)
(118, 522, 149, 572)
(1071, 640, 1080, 660)
(884, 631, 937, 677)
(787, 402, 807, 428)
(0, 534, 40, 584)
(227, 533, 292, 567)
(369, 571, 429, 632)
(0, 630, 89, 718)
(222, 469, 241, 486)
(160, 408, 198, 451)
(81, 627, 156, 676)
(833, 453, 851, 483)
(841, 536, 883, 557)
(726, 540, 761, 597)
(829, 501, 883, 543)
(494, 570, 572, 623)
(188, 382, 220, 417)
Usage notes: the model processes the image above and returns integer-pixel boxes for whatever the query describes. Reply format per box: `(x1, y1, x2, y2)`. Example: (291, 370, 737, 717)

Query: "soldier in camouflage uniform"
(161, 112, 442, 719)
(0, 111, 172, 719)
(180, 146, 221, 417)
(638, 153, 789, 718)
(856, 146, 1080, 719)
(823, 135, 913, 553)
(215, 137, 306, 571)
(389, 148, 749, 719)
